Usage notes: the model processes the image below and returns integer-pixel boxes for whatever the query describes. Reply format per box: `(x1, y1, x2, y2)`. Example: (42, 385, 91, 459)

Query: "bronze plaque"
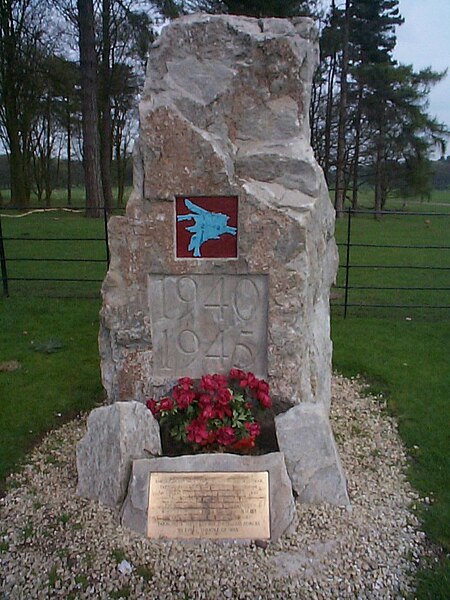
(147, 471, 270, 540)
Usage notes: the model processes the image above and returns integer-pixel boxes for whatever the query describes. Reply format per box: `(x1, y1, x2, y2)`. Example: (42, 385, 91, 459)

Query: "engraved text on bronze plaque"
(147, 471, 270, 540)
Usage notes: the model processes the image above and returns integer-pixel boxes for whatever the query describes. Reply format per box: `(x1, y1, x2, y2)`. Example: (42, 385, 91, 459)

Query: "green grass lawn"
(0, 209, 107, 487)
(333, 207, 450, 316)
(333, 210, 450, 598)
(0, 186, 132, 208)
(339, 187, 450, 211)
(0, 297, 103, 490)
(1, 210, 108, 297)
(0, 197, 449, 597)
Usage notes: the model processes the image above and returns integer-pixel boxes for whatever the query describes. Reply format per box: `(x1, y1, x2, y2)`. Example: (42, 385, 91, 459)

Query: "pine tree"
(156, 0, 315, 18)
(367, 64, 448, 207)
(349, 0, 404, 213)
(219, 1, 312, 17)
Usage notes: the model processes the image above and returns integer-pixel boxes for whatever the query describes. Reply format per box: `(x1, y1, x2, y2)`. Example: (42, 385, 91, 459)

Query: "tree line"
(0, 0, 448, 216)
(311, 0, 448, 215)
(0, 0, 153, 213)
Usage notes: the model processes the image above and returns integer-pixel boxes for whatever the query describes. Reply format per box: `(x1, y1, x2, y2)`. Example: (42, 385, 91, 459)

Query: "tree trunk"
(44, 96, 52, 207)
(32, 148, 43, 204)
(374, 126, 385, 220)
(310, 72, 322, 162)
(334, 0, 350, 218)
(3, 80, 30, 206)
(77, 0, 104, 218)
(116, 141, 125, 207)
(8, 126, 29, 207)
(99, 0, 114, 211)
(323, 53, 336, 185)
(1, 4, 30, 208)
(351, 84, 363, 210)
(323, 0, 338, 184)
(66, 98, 72, 206)
(100, 112, 114, 210)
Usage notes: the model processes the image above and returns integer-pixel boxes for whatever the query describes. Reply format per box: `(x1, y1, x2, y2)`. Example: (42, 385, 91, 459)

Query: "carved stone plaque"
(147, 471, 270, 540)
(148, 274, 268, 378)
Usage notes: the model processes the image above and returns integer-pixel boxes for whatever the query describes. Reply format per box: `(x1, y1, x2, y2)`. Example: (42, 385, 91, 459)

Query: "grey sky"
(394, 0, 450, 133)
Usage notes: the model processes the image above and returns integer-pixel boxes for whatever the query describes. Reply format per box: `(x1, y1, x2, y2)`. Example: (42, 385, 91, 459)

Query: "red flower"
(214, 403, 232, 419)
(201, 373, 228, 391)
(199, 393, 213, 408)
(202, 404, 216, 419)
(205, 430, 217, 445)
(175, 389, 196, 409)
(151, 370, 271, 453)
(231, 436, 256, 450)
(186, 419, 210, 445)
(146, 399, 159, 416)
(178, 376, 194, 390)
(239, 371, 258, 390)
(216, 426, 237, 446)
(159, 397, 174, 412)
(229, 368, 245, 380)
(216, 387, 232, 405)
(213, 374, 228, 388)
(201, 374, 216, 391)
(257, 391, 272, 408)
(245, 421, 261, 438)
(257, 380, 269, 394)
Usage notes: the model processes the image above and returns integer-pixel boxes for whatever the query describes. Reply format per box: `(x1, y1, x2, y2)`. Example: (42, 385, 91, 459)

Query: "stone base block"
(121, 452, 296, 542)
(76, 402, 161, 508)
(275, 404, 350, 506)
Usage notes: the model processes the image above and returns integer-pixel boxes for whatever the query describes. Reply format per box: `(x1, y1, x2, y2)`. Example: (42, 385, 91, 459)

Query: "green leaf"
(171, 422, 187, 442)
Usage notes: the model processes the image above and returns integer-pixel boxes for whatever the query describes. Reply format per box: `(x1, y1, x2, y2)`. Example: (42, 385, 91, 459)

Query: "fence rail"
(0, 205, 115, 298)
(1, 206, 449, 315)
(334, 208, 450, 317)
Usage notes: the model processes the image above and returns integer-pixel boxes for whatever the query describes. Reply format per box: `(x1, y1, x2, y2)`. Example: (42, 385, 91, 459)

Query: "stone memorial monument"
(78, 13, 349, 542)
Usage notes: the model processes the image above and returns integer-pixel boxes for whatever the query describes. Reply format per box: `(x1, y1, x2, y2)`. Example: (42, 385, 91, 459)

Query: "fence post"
(343, 207, 352, 318)
(103, 204, 110, 269)
(0, 212, 9, 297)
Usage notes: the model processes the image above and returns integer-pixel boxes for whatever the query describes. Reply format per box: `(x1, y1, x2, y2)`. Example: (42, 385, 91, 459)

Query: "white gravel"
(0, 375, 435, 599)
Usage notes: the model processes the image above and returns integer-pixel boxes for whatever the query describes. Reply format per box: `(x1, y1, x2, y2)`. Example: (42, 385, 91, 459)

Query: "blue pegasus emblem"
(177, 199, 237, 258)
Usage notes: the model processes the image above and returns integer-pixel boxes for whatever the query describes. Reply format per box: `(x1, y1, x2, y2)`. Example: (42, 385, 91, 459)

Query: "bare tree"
(334, 0, 350, 217)
(0, 0, 45, 206)
(77, 0, 104, 217)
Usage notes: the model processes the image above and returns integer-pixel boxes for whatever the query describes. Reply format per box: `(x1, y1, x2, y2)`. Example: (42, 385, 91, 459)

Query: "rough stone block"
(99, 14, 338, 411)
(96, 13, 348, 511)
(76, 402, 161, 508)
(275, 404, 350, 506)
(121, 452, 296, 542)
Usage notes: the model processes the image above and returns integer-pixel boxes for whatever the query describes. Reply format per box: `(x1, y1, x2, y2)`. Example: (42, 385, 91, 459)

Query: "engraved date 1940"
(148, 274, 268, 378)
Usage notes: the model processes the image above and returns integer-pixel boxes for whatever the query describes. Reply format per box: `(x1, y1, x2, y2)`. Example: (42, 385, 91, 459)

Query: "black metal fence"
(1, 206, 449, 315)
(333, 208, 450, 317)
(0, 205, 116, 298)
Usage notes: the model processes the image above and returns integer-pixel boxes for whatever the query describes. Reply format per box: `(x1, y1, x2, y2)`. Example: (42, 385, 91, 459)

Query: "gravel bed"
(0, 375, 433, 599)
